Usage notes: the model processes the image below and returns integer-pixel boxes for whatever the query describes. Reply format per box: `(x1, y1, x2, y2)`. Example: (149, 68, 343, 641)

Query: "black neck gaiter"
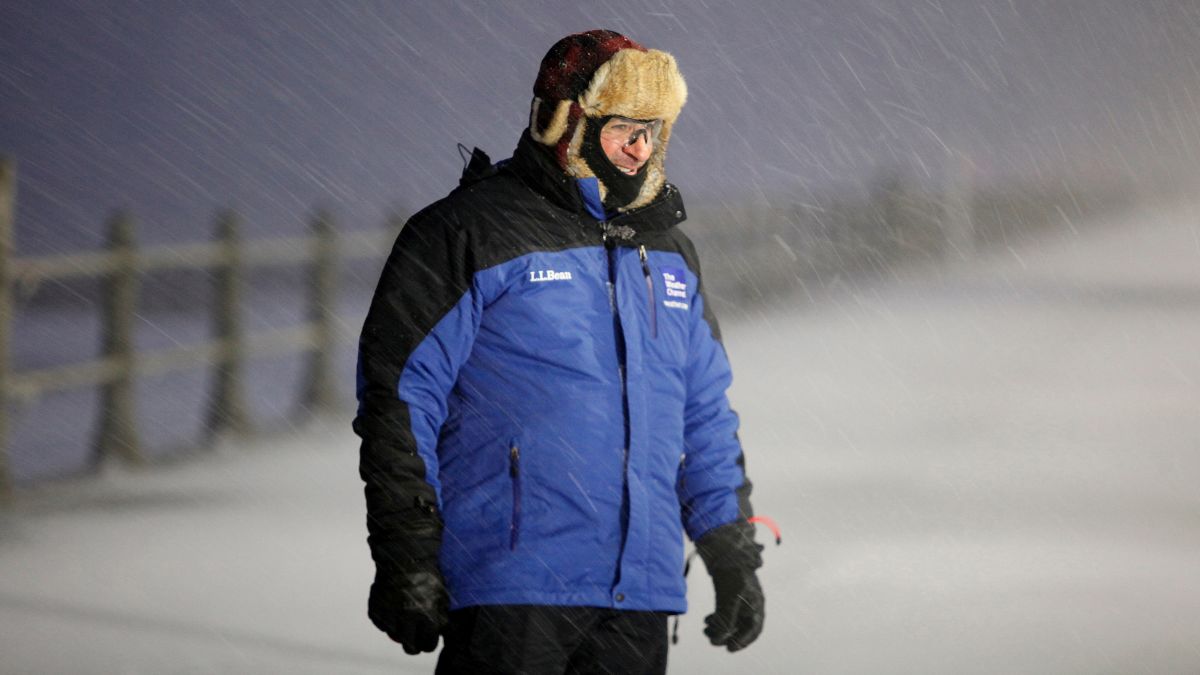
(581, 117, 648, 212)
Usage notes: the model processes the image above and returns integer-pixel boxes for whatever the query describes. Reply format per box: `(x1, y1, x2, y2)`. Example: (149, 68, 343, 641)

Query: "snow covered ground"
(2, 199, 1198, 674)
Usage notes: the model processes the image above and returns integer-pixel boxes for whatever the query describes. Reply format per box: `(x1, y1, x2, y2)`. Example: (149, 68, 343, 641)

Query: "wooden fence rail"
(0, 157, 395, 495)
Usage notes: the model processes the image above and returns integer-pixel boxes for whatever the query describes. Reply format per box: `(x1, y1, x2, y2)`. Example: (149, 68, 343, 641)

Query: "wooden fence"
(0, 157, 394, 495)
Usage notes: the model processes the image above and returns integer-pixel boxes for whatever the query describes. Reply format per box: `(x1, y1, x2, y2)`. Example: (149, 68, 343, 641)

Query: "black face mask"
(581, 116, 648, 212)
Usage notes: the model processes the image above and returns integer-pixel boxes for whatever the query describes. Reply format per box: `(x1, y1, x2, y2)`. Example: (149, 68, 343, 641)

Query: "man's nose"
(625, 135, 653, 163)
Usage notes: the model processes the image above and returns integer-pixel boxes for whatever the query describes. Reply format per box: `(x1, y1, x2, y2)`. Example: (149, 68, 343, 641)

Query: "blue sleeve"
(394, 288, 483, 503)
(676, 278, 754, 541)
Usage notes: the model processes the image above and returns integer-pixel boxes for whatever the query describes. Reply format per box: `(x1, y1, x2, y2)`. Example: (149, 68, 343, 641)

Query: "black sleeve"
(352, 203, 479, 570)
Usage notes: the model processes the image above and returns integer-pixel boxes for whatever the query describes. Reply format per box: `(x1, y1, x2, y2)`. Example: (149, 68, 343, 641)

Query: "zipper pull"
(509, 445, 520, 476)
(638, 244, 653, 280)
(603, 223, 616, 250)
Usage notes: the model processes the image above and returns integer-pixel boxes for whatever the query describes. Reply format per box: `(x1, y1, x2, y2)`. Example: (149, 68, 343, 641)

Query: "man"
(354, 29, 764, 674)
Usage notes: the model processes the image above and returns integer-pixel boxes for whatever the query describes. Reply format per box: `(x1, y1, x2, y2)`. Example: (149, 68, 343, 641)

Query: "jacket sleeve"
(353, 205, 482, 570)
(676, 241, 755, 541)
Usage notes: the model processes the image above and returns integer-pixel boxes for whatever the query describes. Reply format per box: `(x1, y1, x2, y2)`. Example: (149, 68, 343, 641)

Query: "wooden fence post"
(207, 210, 251, 438)
(94, 211, 143, 465)
(303, 210, 339, 414)
(0, 158, 15, 495)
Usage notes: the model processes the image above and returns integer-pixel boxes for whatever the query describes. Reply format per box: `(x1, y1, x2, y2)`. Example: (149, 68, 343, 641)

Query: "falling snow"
(2, 1, 1200, 673)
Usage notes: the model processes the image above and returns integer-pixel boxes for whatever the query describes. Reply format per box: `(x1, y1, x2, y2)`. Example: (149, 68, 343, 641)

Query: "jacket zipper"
(509, 444, 521, 551)
(602, 226, 634, 590)
(603, 228, 625, 386)
(602, 227, 617, 315)
(638, 245, 657, 339)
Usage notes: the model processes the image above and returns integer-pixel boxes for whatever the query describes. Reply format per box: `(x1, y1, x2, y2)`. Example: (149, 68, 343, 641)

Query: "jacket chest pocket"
(636, 254, 692, 368)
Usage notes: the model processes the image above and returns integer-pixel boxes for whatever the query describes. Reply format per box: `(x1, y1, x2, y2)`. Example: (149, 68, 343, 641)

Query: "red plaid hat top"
(533, 30, 646, 102)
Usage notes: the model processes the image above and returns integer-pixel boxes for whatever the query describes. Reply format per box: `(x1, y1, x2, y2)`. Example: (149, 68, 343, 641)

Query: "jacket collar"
(504, 130, 686, 237)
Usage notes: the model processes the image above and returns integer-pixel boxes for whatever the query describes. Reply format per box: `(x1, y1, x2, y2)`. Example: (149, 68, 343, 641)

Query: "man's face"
(598, 117, 662, 176)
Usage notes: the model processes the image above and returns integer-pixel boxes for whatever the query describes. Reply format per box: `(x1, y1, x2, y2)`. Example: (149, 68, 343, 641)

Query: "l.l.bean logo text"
(529, 269, 573, 283)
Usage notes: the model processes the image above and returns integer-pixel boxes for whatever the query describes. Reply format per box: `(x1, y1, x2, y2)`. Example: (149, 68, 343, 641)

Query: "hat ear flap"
(529, 97, 573, 146)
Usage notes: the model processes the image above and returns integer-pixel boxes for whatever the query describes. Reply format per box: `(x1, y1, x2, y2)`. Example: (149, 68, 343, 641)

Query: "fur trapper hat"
(529, 30, 687, 212)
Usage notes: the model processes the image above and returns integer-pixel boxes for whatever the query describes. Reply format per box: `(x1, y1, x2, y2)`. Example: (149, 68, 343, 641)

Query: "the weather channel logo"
(661, 267, 688, 310)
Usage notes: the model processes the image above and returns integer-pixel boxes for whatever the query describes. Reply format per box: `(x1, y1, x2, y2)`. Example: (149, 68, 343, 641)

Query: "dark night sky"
(2, 1, 1198, 254)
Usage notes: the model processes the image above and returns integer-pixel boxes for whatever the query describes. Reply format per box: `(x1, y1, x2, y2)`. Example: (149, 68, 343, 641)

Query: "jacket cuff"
(695, 519, 763, 573)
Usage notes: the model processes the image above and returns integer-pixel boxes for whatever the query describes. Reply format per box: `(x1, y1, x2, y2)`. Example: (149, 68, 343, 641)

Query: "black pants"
(435, 605, 669, 675)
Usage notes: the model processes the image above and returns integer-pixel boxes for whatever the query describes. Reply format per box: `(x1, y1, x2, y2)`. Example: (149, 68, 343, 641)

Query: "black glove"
(696, 520, 765, 652)
(359, 441, 449, 654)
(369, 566, 448, 654)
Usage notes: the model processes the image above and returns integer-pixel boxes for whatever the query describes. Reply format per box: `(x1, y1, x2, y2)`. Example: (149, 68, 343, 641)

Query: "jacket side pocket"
(509, 443, 521, 550)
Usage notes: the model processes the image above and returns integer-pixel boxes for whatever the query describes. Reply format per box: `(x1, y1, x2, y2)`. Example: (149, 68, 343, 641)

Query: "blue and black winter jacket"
(354, 132, 753, 614)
